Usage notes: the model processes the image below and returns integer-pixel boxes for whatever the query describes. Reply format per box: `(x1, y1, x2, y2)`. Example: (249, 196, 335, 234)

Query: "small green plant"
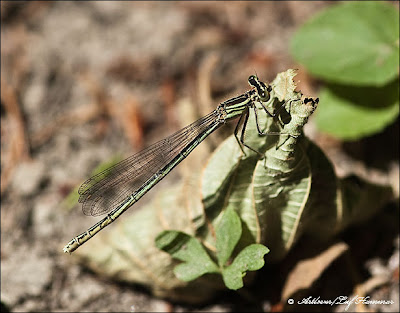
(155, 208, 269, 290)
(291, 1, 399, 140)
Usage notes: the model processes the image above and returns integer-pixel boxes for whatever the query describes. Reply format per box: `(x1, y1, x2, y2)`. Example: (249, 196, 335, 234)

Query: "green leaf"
(155, 230, 219, 281)
(315, 79, 399, 140)
(291, 2, 399, 86)
(222, 244, 269, 290)
(253, 140, 312, 261)
(201, 109, 277, 245)
(216, 208, 242, 267)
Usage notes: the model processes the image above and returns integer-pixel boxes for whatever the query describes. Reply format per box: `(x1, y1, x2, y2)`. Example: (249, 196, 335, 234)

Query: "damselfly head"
(248, 75, 270, 102)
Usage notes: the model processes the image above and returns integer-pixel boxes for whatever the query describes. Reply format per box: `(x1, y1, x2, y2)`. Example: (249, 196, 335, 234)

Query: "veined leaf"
(215, 208, 242, 267)
(155, 230, 219, 281)
(201, 109, 277, 247)
(315, 79, 399, 140)
(253, 142, 312, 261)
(291, 1, 399, 86)
(222, 244, 269, 290)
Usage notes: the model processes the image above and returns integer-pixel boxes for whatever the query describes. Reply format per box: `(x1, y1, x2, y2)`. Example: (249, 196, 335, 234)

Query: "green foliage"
(291, 1, 399, 140)
(155, 231, 219, 281)
(222, 244, 269, 290)
(202, 70, 320, 261)
(291, 1, 399, 86)
(155, 208, 269, 290)
(316, 79, 399, 139)
(216, 208, 243, 267)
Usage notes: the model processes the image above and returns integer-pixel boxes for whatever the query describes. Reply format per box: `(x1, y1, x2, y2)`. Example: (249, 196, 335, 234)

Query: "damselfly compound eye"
(248, 75, 256, 84)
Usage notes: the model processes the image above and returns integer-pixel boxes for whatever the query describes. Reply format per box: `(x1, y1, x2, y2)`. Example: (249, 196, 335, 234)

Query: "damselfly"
(63, 75, 282, 254)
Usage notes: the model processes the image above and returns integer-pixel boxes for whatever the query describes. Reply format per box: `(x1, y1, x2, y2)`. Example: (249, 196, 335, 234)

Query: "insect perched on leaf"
(65, 69, 391, 303)
(63, 70, 314, 254)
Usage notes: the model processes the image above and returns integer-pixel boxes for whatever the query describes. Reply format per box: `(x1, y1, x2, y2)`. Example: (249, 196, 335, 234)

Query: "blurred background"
(1, 1, 398, 312)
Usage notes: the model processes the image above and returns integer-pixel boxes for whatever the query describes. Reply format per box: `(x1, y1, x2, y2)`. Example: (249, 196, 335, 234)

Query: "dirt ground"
(1, 1, 399, 312)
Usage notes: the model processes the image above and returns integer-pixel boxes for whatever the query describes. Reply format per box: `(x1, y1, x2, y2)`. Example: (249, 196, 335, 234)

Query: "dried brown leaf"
(281, 242, 349, 300)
